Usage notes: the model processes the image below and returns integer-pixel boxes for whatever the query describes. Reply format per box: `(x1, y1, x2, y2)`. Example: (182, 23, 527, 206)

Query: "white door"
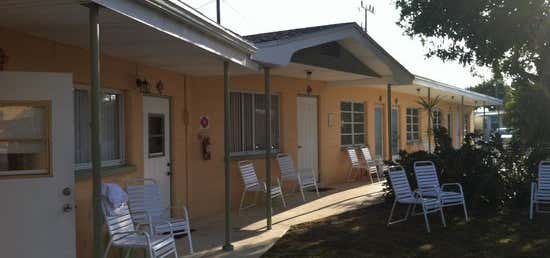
(297, 96, 319, 180)
(0, 72, 76, 258)
(143, 96, 171, 208)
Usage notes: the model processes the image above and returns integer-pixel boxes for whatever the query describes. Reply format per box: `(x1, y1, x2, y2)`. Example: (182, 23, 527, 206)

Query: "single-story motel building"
(0, 1, 501, 257)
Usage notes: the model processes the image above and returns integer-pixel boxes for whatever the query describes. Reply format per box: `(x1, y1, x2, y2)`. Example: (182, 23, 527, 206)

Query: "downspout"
(89, 3, 103, 257)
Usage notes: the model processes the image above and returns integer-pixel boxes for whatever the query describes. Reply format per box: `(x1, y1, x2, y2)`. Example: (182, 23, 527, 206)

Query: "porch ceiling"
(0, 0, 258, 76)
(271, 63, 376, 82)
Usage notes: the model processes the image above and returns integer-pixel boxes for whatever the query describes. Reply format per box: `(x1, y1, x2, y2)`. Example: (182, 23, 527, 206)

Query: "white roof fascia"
(414, 75, 503, 105)
(250, 24, 413, 84)
(92, 0, 260, 71)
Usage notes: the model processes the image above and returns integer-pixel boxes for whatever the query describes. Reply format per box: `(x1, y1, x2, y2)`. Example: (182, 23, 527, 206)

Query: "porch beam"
(223, 61, 234, 251)
(264, 66, 272, 230)
(387, 83, 392, 160)
(89, 3, 103, 258)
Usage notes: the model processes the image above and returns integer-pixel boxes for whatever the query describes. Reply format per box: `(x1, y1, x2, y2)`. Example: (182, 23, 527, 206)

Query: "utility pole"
(216, 0, 221, 24)
(358, 1, 375, 32)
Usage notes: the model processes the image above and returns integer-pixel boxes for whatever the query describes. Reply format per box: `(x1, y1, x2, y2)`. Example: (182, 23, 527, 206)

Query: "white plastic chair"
(126, 178, 194, 254)
(276, 153, 320, 201)
(413, 161, 470, 222)
(102, 198, 178, 258)
(346, 148, 368, 181)
(530, 161, 550, 220)
(238, 160, 286, 211)
(360, 147, 381, 182)
(386, 166, 446, 233)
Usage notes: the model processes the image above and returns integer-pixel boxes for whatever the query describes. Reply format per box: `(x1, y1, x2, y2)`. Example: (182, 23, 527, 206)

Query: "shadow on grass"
(263, 203, 550, 258)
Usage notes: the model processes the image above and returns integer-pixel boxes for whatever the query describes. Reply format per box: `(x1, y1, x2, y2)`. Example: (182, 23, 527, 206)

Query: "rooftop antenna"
(358, 1, 375, 32)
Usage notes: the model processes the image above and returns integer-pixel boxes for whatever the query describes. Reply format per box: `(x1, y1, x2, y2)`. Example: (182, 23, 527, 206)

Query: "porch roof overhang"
(0, 0, 260, 75)
(245, 23, 414, 85)
(407, 75, 503, 107)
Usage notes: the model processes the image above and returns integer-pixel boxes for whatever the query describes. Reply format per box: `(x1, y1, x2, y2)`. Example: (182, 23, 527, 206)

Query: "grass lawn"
(263, 203, 550, 258)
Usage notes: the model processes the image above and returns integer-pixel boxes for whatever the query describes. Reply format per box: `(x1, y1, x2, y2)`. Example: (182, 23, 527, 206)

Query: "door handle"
(298, 145, 303, 149)
(167, 171, 172, 176)
(63, 204, 73, 213)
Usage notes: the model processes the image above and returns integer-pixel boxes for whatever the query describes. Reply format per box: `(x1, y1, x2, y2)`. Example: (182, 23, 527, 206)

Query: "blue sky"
(185, 0, 492, 88)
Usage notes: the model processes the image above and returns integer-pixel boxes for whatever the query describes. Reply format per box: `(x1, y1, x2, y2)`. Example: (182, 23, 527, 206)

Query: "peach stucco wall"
(1, 27, 475, 257)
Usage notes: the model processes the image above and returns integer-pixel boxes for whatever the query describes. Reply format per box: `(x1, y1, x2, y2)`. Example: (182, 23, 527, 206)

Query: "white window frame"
(340, 101, 366, 147)
(229, 90, 280, 156)
(406, 108, 420, 143)
(74, 85, 126, 171)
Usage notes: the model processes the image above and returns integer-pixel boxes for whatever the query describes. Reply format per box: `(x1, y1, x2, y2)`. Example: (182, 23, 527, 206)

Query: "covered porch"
(177, 180, 385, 257)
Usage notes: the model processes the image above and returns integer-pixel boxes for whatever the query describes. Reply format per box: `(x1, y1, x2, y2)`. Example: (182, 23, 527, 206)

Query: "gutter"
(140, 0, 257, 54)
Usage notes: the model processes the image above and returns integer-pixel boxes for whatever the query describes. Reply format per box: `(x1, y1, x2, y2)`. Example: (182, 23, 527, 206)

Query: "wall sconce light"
(136, 77, 150, 94)
(0, 48, 9, 71)
(156, 80, 164, 95)
(416, 88, 421, 95)
(395, 97, 398, 105)
(378, 95, 382, 102)
(306, 70, 313, 96)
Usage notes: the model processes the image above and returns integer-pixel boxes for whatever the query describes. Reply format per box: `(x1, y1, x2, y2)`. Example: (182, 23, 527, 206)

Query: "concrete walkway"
(177, 181, 385, 258)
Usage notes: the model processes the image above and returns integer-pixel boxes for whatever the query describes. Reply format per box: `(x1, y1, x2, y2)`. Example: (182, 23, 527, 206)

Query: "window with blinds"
(0, 101, 51, 177)
(74, 88, 125, 170)
(230, 92, 280, 154)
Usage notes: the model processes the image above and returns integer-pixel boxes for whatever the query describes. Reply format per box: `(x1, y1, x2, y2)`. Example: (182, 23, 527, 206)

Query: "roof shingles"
(244, 22, 355, 44)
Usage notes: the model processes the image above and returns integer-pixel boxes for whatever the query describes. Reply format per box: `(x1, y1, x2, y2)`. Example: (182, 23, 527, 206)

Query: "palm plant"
(416, 95, 441, 153)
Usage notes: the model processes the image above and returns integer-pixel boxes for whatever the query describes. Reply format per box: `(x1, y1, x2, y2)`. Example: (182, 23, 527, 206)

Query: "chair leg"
(422, 206, 431, 233)
(124, 248, 132, 258)
(405, 204, 413, 219)
(103, 240, 114, 258)
(462, 199, 470, 222)
(186, 222, 194, 254)
(386, 199, 398, 226)
(439, 208, 447, 227)
(300, 185, 306, 202)
(314, 183, 320, 198)
(239, 190, 247, 212)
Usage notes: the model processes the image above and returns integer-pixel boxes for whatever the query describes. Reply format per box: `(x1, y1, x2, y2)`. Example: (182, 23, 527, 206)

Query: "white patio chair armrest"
(111, 230, 151, 242)
(441, 183, 464, 194)
(153, 219, 175, 236)
(130, 211, 154, 235)
(297, 168, 316, 178)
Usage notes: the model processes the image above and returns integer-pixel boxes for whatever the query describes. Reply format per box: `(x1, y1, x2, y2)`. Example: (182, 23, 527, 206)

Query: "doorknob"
(62, 187, 72, 196)
(63, 204, 73, 213)
(167, 171, 172, 176)
(298, 145, 303, 149)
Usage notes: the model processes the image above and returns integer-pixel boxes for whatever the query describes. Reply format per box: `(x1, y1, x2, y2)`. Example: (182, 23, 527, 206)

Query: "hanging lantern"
(156, 80, 164, 95)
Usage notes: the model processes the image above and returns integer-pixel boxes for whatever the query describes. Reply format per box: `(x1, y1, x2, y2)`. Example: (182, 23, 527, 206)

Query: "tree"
(417, 95, 441, 153)
(395, 0, 550, 146)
